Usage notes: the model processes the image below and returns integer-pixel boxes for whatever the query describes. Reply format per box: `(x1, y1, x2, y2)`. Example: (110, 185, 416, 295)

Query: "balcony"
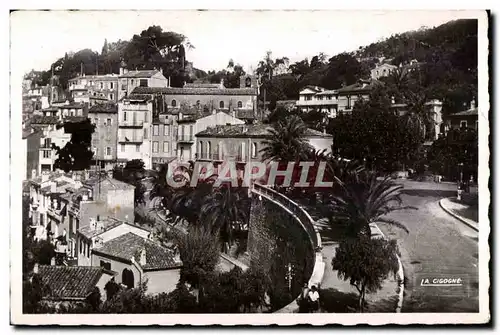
(118, 135, 144, 144)
(119, 119, 144, 127)
(177, 135, 194, 143)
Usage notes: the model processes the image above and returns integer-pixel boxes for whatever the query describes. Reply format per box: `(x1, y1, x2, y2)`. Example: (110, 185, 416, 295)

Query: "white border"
(7, 7, 491, 326)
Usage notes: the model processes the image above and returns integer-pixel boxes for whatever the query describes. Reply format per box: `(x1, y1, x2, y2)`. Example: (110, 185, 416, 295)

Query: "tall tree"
(260, 115, 313, 162)
(52, 119, 95, 172)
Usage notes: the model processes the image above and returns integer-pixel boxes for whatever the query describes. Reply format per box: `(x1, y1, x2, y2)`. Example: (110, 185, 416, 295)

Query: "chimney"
(139, 248, 147, 266)
(33, 263, 39, 274)
(470, 99, 476, 109)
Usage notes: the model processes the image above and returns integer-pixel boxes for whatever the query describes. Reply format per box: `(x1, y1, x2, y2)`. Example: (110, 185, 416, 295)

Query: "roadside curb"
(439, 198, 479, 232)
(372, 223, 405, 313)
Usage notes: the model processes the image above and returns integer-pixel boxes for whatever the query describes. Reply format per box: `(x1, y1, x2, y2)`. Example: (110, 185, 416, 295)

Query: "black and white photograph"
(9, 9, 490, 325)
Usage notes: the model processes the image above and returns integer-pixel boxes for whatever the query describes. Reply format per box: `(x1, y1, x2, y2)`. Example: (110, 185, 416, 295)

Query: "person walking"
(298, 283, 310, 313)
(308, 285, 320, 313)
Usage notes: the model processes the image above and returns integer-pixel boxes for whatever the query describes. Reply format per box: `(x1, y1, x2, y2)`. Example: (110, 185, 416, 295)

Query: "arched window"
(219, 101, 224, 109)
(252, 142, 257, 158)
(199, 141, 204, 158)
(122, 269, 134, 289)
(171, 99, 177, 107)
(237, 101, 243, 108)
(206, 141, 211, 158)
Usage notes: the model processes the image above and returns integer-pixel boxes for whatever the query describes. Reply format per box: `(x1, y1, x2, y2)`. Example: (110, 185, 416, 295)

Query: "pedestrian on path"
(308, 285, 320, 313)
(298, 283, 310, 313)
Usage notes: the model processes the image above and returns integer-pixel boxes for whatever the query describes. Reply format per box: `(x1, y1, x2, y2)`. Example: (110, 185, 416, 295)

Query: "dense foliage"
(51, 119, 95, 172)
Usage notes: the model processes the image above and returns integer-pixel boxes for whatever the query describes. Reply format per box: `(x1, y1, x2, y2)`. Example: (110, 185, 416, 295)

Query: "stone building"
(88, 103, 119, 170)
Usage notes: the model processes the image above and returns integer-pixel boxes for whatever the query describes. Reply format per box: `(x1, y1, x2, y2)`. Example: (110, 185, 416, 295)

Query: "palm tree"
(260, 115, 313, 162)
(200, 184, 250, 253)
(326, 170, 414, 239)
(403, 90, 435, 141)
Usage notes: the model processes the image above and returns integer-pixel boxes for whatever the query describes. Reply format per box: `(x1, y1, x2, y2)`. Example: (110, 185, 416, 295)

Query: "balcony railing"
(177, 135, 194, 143)
(118, 135, 144, 143)
(119, 119, 144, 127)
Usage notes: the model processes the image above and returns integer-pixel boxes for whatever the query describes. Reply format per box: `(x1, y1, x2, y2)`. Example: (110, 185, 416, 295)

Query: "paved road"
(379, 180, 479, 312)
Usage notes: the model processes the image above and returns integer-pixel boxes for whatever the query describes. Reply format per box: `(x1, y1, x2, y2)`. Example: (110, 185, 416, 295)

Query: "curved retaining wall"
(250, 183, 325, 313)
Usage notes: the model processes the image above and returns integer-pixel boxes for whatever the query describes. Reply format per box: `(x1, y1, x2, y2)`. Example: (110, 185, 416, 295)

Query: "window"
(87, 242, 90, 258)
(163, 141, 169, 153)
(43, 138, 51, 148)
(164, 125, 169, 136)
(219, 101, 224, 109)
(109, 93, 114, 100)
(106, 118, 112, 126)
(93, 92, 97, 96)
(171, 99, 177, 107)
(153, 141, 159, 153)
(252, 142, 258, 158)
(123, 112, 127, 121)
(121, 144, 125, 152)
(110, 82, 114, 89)
(43, 150, 50, 158)
(347, 96, 352, 109)
(131, 79, 134, 85)
(94, 117, 98, 126)
(139, 79, 148, 87)
(199, 141, 204, 158)
(237, 101, 243, 108)
(460, 120, 467, 128)
(144, 128, 148, 139)
(100, 261, 111, 271)
(189, 125, 193, 138)
(305, 95, 312, 101)
(207, 142, 211, 158)
(135, 145, 140, 152)
(153, 125, 159, 136)
(106, 147, 111, 156)
(80, 240, 83, 254)
(100, 82, 103, 89)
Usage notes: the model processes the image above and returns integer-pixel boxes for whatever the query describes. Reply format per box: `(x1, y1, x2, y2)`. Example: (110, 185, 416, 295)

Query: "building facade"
(68, 74, 120, 104)
(88, 103, 119, 170)
(446, 101, 478, 131)
(151, 114, 178, 168)
(370, 63, 397, 79)
(117, 95, 154, 169)
(118, 68, 169, 100)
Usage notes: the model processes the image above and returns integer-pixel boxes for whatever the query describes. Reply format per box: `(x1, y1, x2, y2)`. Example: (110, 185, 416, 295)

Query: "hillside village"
(21, 18, 480, 314)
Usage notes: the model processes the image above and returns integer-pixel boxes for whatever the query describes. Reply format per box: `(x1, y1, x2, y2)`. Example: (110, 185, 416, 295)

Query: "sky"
(11, 10, 481, 76)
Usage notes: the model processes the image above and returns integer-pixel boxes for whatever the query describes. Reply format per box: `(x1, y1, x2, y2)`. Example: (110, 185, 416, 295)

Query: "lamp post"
(457, 162, 464, 201)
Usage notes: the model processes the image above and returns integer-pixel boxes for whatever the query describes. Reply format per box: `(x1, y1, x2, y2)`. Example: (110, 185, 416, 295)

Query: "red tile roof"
(38, 265, 108, 300)
(93, 232, 181, 271)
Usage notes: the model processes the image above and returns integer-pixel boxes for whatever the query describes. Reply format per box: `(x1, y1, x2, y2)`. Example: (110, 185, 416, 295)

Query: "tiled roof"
(38, 265, 106, 300)
(59, 103, 86, 109)
(450, 107, 478, 117)
(118, 70, 161, 78)
(184, 83, 221, 89)
(196, 123, 332, 138)
(64, 116, 88, 123)
(123, 94, 153, 102)
(30, 115, 59, 125)
(89, 103, 118, 113)
(82, 176, 135, 190)
(78, 217, 151, 240)
(70, 74, 119, 82)
(336, 79, 381, 94)
(132, 86, 258, 96)
(93, 232, 181, 270)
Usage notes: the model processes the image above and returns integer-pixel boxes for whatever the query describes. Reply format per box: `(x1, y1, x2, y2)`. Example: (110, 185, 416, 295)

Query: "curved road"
(379, 180, 479, 312)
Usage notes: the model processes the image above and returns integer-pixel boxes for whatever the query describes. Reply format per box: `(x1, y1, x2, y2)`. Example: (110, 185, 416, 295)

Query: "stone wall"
(247, 192, 315, 311)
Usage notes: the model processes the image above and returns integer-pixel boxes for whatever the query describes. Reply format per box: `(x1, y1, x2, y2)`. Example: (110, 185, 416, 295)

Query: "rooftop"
(37, 265, 111, 300)
(196, 123, 332, 138)
(131, 86, 258, 96)
(450, 107, 478, 117)
(184, 83, 221, 89)
(118, 70, 162, 79)
(89, 103, 118, 114)
(93, 232, 181, 271)
(82, 176, 135, 191)
(336, 79, 382, 94)
(69, 74, 119, 81)
(29, 115, 59, 125)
